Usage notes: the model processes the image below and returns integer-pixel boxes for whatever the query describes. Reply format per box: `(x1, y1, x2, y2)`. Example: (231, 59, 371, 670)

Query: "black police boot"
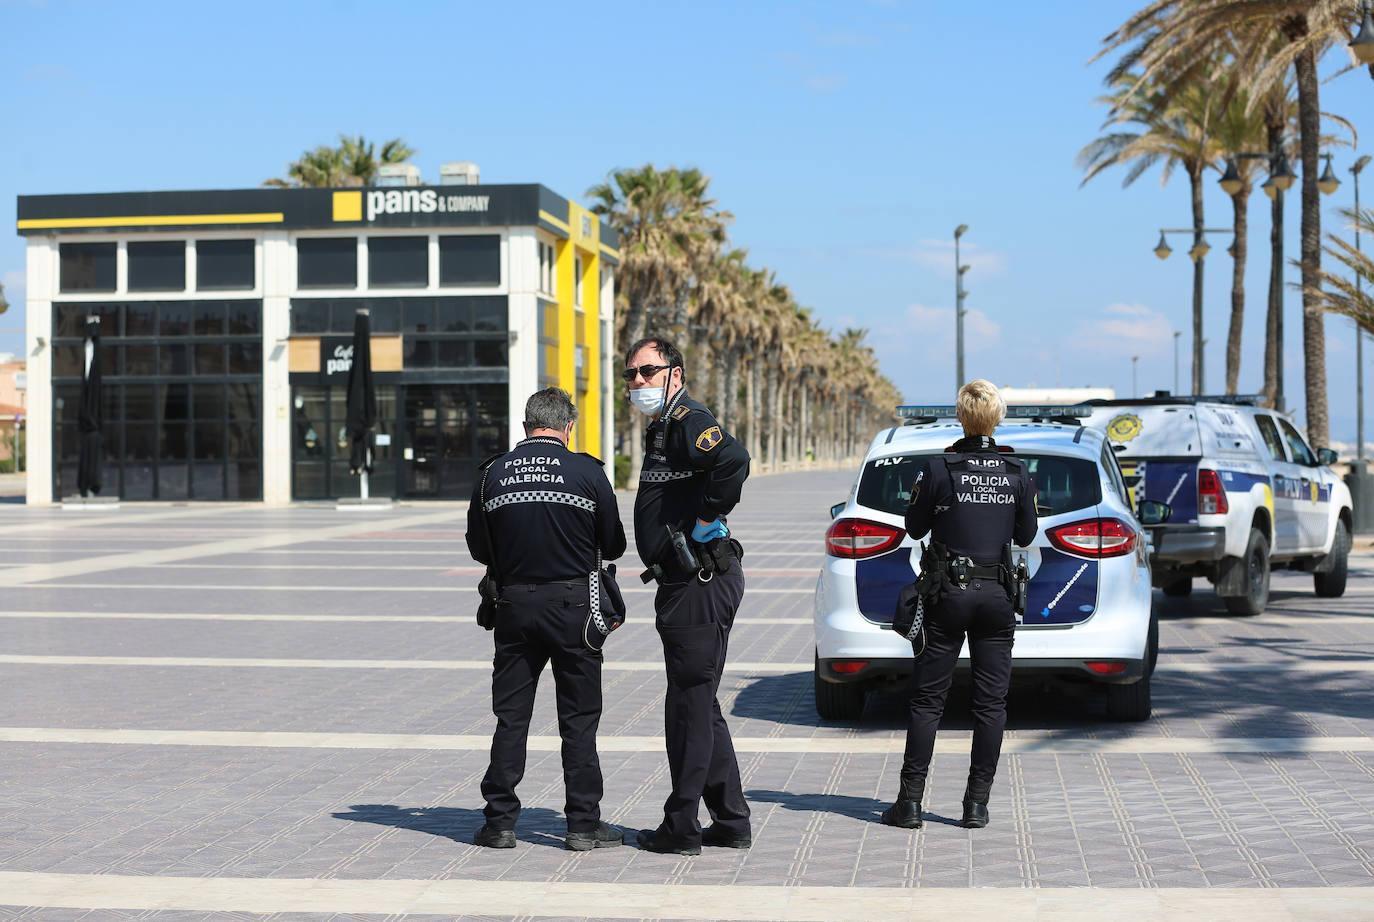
(961, 785, 990, 829)
(701, 824, 752, 849)
(566, 821, 625, 851)
(880, 780, 924, 829)
(635, 828, 701, 856)
(473, 823, 516, 848)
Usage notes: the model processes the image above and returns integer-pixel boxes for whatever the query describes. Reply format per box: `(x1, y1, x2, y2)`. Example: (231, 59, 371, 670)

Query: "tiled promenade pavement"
(0, 469, 1371, 921)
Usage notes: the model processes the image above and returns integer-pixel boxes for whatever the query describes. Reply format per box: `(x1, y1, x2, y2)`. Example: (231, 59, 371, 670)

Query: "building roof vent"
(440, 161, 480, 185)
(376, 163, 421, 187)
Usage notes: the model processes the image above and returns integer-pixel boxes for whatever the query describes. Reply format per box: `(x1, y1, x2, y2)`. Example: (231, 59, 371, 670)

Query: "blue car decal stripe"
(856, 546, 1100, 627)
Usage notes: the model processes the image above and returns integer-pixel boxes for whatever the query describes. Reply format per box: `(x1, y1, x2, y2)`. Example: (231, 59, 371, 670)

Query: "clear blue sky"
(4, 0, 1373, 444)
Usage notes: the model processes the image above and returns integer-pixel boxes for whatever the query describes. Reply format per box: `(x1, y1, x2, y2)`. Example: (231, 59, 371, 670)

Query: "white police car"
(1084, 395, 1354, 615)
(814, 405, 1161, 723)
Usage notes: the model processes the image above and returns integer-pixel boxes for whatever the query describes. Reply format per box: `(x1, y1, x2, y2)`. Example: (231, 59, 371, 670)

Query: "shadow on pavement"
(746, 789, 966, 827)
(331, 803, 567, 849)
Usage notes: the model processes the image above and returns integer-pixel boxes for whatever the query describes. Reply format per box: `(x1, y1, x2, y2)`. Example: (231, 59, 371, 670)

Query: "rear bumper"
(1149, 525, 1226, 564)
(817, 655, 1146, 686)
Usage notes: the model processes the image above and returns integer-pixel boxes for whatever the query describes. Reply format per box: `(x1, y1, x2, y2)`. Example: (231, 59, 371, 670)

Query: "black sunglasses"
(622, 363, 672, 383)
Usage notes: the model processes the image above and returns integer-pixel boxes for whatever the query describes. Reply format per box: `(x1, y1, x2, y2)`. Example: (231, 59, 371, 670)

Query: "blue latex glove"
(692, 519, 729, 543)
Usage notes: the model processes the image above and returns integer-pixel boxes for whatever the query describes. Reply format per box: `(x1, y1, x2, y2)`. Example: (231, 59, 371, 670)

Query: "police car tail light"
(825, 518, 905, 558)
(1198, 469, 1230, 515)
(1046, 519, 1138, 558)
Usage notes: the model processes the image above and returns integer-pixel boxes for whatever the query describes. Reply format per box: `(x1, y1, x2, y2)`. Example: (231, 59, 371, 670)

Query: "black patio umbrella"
(345, 309, 376, 478)
(76, 318, 103, 496)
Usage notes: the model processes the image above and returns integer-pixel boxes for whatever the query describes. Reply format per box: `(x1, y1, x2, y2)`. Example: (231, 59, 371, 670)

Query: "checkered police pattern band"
(483, 491, 597, 513)
(640, 470, 696, 483)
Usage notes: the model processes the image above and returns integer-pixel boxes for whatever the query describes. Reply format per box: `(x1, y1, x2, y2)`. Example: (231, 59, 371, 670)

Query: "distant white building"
(1001, 386, 1115, 405)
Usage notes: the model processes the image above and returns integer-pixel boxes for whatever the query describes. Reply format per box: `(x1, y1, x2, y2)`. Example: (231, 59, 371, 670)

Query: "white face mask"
(629, 386, 665, 417)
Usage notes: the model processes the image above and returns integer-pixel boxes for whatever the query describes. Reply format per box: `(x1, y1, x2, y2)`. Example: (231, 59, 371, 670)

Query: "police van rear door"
(1087, 405, 1205, 523)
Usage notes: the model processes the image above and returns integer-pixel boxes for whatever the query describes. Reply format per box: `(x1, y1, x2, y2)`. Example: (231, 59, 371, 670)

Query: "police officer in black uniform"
(882, 379, 1037, 831)
(624, 337, 752, 856)
(467, 387, 627, 851)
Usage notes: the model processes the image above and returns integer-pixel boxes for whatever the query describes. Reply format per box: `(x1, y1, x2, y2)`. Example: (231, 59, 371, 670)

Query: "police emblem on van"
(1106, 414, 1143, 442)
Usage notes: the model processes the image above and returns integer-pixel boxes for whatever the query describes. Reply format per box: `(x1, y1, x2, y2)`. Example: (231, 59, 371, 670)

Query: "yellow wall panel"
(371, 336, 402, 371)
(289, 338, 320, 373)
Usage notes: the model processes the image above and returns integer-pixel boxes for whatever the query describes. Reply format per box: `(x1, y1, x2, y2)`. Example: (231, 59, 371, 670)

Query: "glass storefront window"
(297, 237, 357, 288)
(197, 239, 254, 290)
(439, 235, 500, 286)
(369, 236, 428, 288)
(51, 300, 264, 501)
(127, 241, 186, 292)
(60, 243, 116, 292)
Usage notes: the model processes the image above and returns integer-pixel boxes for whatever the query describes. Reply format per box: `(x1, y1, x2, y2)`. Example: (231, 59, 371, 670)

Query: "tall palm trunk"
(765, 363, 781, 467)
(1226, 183, 1250, 394)
(690, 327, 711, 403)
(1295, 45, 1329, 447)
(713, 351, 729, 430)
(748, 358, 764, 464)
(724, 346, 743, 435)
(1263, 122, 1284, 407)
(1190, 165, 1206, 394)
(800, 382, 810, 463)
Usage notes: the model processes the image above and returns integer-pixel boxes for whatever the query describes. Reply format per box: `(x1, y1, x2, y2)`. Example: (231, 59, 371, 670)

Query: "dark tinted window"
(297, 238, 357, 288)
(127, 241, 185, 291)
(369, 236, 428, 287)
(856, 452, 1098, 518)
(1254, 415, 1287, 462)
(197, 239, 255, 290)
(439, 235, 500, 285)
(125, 303, 156, 336)
(159, 303, 190, 337)
(60, 243, 116, 292)
(1277, 418, 1316, 465)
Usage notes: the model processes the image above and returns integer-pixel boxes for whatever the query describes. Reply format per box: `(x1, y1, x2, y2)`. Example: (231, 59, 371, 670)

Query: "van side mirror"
(1137, 499, 1171, 526)
(1317, 447, 1338, 466)
(829, 502, 846, 519)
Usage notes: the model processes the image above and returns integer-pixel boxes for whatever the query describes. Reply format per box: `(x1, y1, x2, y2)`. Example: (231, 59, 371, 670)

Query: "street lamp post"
(1132, 355, 1140, 398)
(954, 224, 969, 390)
(1173, 330, 1181, 394)
(1354, 155, 1371, 460)
(1152, 226, 1231, 394)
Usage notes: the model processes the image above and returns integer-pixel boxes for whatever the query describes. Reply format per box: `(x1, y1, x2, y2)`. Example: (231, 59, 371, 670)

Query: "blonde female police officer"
(882, 379, 1037, 831)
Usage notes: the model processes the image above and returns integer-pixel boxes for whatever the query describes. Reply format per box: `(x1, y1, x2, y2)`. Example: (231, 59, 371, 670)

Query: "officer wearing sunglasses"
(623, 336, 752, 856)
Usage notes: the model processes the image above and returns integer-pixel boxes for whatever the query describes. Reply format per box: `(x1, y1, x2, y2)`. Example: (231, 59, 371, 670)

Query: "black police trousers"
(482, 581, 604, 833)
(652, 565, 750, 846)
(899, 581, 1016, 801)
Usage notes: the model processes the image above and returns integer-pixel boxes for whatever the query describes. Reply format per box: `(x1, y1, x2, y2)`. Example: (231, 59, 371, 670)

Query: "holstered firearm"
(1000, 543, 1030, 620)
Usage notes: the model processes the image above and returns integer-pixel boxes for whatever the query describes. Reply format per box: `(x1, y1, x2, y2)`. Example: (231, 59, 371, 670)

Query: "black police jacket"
(466, 435, 626, 583)
(633, 386, 750, 567)
(904, 434, 1038, 565)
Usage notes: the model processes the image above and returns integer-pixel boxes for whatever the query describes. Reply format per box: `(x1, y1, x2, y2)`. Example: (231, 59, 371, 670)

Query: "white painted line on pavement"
(20, 583, 819, 594)
(2, 726, 1370, 755)
(1, 653, 1371, 673)
(0, 611, 813, 625)
(0, 872, 1369, 920)
(0, 508, 466, 587)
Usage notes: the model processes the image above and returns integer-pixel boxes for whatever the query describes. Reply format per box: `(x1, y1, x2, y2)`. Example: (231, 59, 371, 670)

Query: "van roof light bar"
(1087, 394, 1266, 407)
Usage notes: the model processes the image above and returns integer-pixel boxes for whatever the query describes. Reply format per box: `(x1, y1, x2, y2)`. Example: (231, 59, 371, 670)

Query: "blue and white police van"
(1083, 395, 1353, 615)
(814, 405, 1161, 723)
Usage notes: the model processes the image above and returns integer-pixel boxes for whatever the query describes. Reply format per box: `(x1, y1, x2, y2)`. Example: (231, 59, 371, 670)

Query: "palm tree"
(1096, 0, 1370, 444)
(265, 134, 415, 187)
(1308, 206, 1374, 332)
(589, 165, 730, 480)
(1079, 69, 1225, 393)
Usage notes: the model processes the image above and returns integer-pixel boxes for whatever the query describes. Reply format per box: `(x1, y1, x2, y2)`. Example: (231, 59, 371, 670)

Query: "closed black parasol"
(76, 318, 103, 496)
(345, 308, 376, 480)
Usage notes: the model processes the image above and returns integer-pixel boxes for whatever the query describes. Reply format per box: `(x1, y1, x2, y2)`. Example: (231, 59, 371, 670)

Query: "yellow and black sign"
(1106, 413, 1143, 442)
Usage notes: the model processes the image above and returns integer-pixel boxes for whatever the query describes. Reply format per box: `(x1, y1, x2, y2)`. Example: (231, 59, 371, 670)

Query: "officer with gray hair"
(466, 386, 627, 851)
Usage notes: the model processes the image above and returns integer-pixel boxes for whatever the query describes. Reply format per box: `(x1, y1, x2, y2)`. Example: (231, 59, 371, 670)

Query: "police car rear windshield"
(857, 454, 1102, 518)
